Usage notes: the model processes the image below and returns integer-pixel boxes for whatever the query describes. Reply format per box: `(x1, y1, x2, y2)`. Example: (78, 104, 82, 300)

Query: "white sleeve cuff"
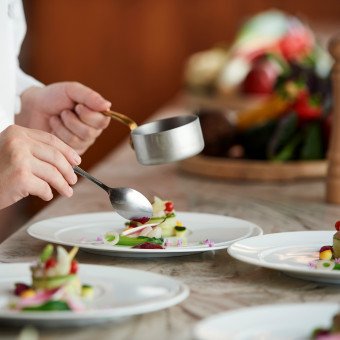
(16, 68, 44, 95)
(15, 68, 44, 114)
(0, 110, 14, 132)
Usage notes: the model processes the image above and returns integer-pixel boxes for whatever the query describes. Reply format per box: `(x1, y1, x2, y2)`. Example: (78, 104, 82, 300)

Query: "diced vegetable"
(14, 283, 30, 296)
(32, 274, 77, 290)
(40, 244, 54, 262)
(81, 285, 94, 299)
(22, 300, 71, 311)
(116, 236, 164, 246)
(174, 226, 187, 237)
(55, 246, 71, 276)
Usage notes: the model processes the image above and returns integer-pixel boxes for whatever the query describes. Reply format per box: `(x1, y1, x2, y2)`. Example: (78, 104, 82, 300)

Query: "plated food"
(309, 221, 340, 271)
(10, 244, 91, 312)
(0, 260, 189, 327)
(228, 230, 340, 284)
(99, 197, 196, 250)
(27, 210, 262, 257)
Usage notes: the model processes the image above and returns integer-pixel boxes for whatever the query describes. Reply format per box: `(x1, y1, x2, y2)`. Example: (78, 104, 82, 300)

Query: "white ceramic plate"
(228, 231, 340, 284)
(27, 212, 263, 257)
(0, 263, 189, 327)
(193, 303, 339, 340)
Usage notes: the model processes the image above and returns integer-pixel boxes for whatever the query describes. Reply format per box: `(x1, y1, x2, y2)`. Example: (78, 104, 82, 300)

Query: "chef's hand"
(0, 125, 80, 209)
(17, 82, 111, 155)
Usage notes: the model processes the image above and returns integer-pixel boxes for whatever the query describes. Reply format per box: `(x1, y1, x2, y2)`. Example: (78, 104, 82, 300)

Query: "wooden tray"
(179, 155, 328, 181)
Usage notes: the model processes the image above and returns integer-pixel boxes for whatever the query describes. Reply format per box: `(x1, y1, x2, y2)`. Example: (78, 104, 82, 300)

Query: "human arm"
(0, 124, 81, 210)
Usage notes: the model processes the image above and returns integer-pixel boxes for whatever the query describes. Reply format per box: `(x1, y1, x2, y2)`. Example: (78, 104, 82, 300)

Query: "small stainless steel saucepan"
(102, 109, 204, 165)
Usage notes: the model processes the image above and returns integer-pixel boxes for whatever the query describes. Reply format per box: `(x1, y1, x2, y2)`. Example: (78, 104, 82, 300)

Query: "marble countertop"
(1, 98, 340, 339)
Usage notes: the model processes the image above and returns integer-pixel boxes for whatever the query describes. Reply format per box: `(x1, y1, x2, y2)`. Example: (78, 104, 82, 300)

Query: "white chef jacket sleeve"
(15, 66, 44, 114)
(13, 0, 44, 114)
(0, 113, 14, 132)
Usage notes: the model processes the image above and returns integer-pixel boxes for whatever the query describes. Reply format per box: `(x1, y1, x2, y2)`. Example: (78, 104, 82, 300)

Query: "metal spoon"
(73, 166, 153, 223)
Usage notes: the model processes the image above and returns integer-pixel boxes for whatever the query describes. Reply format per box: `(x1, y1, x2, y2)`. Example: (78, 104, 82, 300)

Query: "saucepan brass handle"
(102, 109, 138, 131)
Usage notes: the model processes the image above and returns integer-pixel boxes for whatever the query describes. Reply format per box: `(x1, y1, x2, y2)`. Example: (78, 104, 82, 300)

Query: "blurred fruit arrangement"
(184, 10, 333, 162)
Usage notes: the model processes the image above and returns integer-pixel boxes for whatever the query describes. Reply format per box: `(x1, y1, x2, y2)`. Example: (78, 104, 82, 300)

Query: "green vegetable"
(241, 119, 278, 159)
(40, 244, 54, 262)
(32, 274, 77, 290)
(22, 300, 70, 311)
(124, 213, 176, 227)
(116, 236, 163, 246)
(267, 112, 298, 159)
(333, 263, 340, 270)
(299, 121, 324, 160)
(104, 234, 118, 243)
(174, 226, 187, 237)
(271, 133, 302, 162)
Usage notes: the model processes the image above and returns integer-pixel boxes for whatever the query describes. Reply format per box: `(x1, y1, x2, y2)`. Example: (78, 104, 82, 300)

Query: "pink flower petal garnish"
(309, 261, 316, 268)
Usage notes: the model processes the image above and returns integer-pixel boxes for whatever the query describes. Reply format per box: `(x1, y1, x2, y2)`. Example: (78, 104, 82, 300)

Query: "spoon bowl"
(73, 166, 153, 222)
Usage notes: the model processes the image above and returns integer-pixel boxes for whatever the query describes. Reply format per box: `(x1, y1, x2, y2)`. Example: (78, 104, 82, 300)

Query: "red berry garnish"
(45, 258, 57, 269)
(165, 202, 174, 213)
(132, 217, 149, 224)
(70, 261, 78, 274)
(335, 221, 340, 231)
(319, 245, 333, 253)
(14, 283, 30, 296)
(132, 242, 164, 249)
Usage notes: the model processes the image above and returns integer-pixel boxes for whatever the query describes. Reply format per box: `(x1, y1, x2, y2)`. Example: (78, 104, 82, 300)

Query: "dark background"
(1, 0, 340, 242)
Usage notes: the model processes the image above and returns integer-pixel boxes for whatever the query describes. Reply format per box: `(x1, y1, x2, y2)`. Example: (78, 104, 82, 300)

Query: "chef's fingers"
(31, 139, 78, 186)
(65, 82, 111, 112)
(75, 104, 110, 130)
(49, 114, 92, 155)
(61, 108, 103, 140)
(27, 127, 81, 166)
(31, 157, 74, 198)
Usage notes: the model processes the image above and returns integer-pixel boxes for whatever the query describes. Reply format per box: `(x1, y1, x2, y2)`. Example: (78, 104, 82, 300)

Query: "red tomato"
(45, 258, 57, 269)
(335, 221, 340, 231)
(165, 202, 174, 213)
(70, 261, 78, 274)
(278, 27, 314, 61)
(293, 91, 322, 120)
(242, 56, 280, 95)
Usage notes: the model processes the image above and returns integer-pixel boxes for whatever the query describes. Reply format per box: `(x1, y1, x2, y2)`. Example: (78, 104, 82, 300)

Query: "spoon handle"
(73, 166, 110, 193)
